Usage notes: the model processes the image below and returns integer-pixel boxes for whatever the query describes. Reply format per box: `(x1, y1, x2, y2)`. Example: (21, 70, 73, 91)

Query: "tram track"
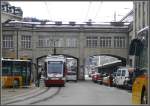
(30, 87, 61, 104)
(2, 87, 40, 101)
(3, 87, 50, 105)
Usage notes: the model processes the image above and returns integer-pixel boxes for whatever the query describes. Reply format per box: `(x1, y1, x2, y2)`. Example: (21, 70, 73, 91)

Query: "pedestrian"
(37, 71, 42, 87)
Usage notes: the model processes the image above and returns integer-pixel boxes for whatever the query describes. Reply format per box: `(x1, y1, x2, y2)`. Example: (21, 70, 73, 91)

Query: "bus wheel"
(141, 89, 147, 104)
(13, 80, 19, 88)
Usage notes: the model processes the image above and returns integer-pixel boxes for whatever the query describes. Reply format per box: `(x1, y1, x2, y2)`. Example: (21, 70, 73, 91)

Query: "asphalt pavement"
(1, 76, 132, 105)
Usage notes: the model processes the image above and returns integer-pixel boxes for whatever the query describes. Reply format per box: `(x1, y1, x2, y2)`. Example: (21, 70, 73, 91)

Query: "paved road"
(2, 79, 132, 105)
(37, 80, 132, 105)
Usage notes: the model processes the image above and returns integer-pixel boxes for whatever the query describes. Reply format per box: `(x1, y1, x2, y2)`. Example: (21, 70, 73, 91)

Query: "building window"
(86, 36, 98, 48)
(37, 36, 64, 48)
(21, 35, 31, 48)
(38, 36, 50, 47)
(55, 38, 64, 47)
(2, 35, 13, 48)
(114, 36, 126, 48)
(66, 38, 77, 48)
(99, 37, 111, 48)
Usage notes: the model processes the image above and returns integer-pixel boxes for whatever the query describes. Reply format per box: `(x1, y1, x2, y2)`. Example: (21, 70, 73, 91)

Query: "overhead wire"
(44, 2, 53, 22)
(84, 1, 92, 22)
(94, 1, 103, 22)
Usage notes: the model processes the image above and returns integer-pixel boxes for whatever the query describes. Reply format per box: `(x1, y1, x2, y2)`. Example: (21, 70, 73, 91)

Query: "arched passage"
(84, 54, 127, 80)
(55, 54, 79, 79)
(91, 54, 126, 66)
(36, 54, 79, 80)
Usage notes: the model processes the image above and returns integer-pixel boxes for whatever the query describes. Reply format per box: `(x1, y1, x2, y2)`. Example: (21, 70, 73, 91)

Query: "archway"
(84, 54, 127, 80)
(36, 54, 79, 80)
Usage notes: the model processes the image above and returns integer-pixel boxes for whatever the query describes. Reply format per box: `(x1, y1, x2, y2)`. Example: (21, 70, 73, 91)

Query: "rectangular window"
(122, 70, 126, 76)
(114, 36, 126, 48)
(38, 36, 50, 47)
(21, 35, 31, 48)
(66, 38, 77, 48)
(117, 70, 121, 76)
(99, 37, 111, 48)
(48, 61, 63, 74)
(55, 38, 64, 47)
(2, 35, 13, 48)
(86, 36, 97, 48)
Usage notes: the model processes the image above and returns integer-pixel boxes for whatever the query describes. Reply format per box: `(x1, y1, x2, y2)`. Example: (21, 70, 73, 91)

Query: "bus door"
(21, 61, 31, 86)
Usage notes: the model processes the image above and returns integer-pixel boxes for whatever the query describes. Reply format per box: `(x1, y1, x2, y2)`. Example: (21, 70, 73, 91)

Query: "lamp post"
(16, 28, 19, 59)
(50, 39, 58, 55)
(14, 23, 21, 59)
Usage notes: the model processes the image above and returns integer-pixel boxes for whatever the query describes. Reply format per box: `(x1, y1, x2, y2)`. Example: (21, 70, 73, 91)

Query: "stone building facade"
(2, 22, 129, 79)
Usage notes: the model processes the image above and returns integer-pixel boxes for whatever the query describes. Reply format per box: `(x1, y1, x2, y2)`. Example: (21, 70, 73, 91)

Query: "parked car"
(92, 72, 103, 84)
(89, 70, 96, 77)
(124, 68, 135, 90)
(112, 72, 117, 86)
(92, 72, 99, 83)
(115, 67, 130, 88)
(96, 73, 104, 84)
(102, 73, 113, 86)
(66, 71, 77, 82)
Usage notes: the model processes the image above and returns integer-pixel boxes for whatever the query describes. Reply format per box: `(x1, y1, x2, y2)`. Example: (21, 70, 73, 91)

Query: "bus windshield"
(2, 61, 12, 76)
(2, 59, 32, 86)
(48, 61, 63, 74)
(13, 61, 22, 75)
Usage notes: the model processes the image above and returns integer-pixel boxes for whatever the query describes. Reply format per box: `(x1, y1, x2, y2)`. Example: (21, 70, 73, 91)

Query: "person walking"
(36, 71, 42, 87)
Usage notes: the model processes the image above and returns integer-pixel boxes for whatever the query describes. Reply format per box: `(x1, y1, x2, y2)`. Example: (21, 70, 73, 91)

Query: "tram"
(129, 26, 149, 104)
(43, 55, 67, 87)
(1, 58, 32, 88)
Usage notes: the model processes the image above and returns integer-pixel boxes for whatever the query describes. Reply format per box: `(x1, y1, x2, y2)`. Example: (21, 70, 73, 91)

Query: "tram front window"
(48, 61, 63, 74)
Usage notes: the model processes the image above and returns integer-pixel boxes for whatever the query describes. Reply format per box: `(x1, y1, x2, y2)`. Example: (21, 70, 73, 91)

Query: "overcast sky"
(10, 1, 133, 23)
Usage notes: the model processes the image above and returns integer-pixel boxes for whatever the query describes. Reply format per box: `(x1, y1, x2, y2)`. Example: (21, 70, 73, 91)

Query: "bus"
(43, 55, 67, 87)
(129, 26, 149, 104)
(1, 59, 32, 88)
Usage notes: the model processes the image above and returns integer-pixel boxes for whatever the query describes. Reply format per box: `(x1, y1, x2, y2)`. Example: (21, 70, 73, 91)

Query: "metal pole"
(16, 28, 19, 59)
(54, 40, 56, 54)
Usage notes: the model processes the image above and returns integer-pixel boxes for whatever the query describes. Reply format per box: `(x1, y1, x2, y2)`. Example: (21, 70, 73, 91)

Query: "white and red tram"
(44, 55, 67, 87)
